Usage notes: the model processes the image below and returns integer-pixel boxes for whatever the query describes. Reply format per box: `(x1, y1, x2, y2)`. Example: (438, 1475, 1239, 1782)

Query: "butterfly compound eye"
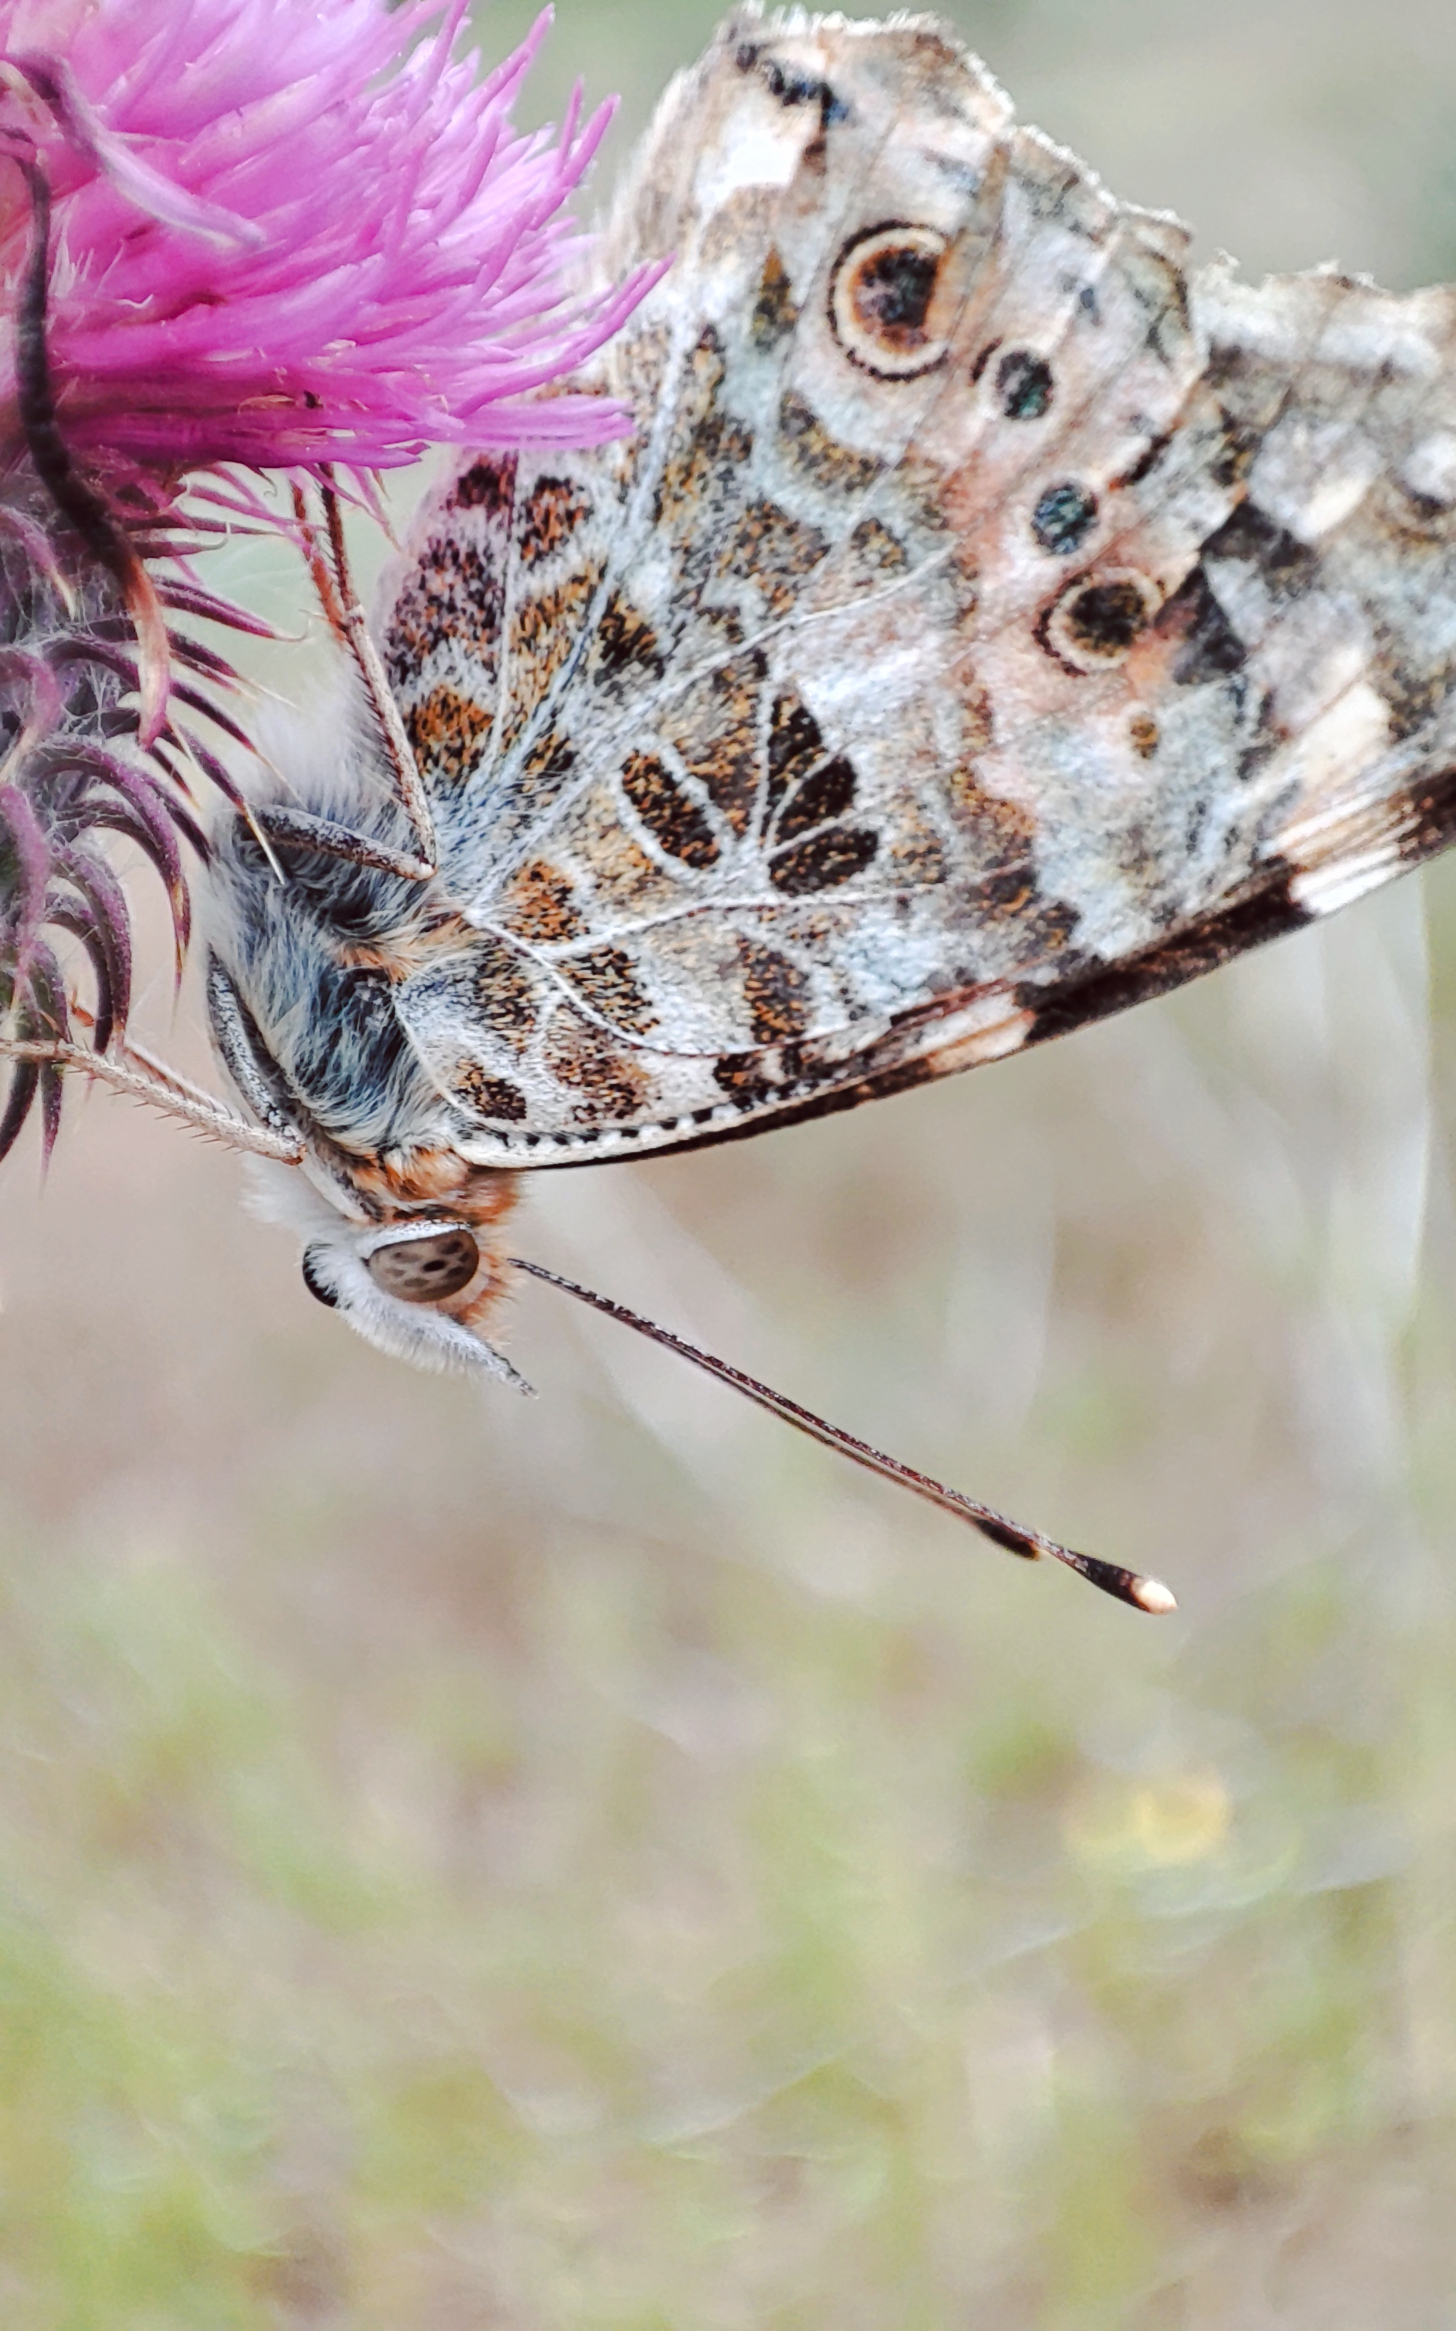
(830, 223, 950, 380)
(301, 1245, 341, 1309)
(366, 1228, 481, 1304)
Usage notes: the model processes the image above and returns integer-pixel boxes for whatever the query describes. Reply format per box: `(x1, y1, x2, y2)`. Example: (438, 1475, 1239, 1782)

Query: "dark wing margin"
(495, 884, 1311, 1168)
(558, 796, 1456, 1166)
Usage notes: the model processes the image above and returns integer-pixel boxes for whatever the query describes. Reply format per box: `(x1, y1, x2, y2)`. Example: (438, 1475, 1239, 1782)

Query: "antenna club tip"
(1132, 1575, 1178, 1616)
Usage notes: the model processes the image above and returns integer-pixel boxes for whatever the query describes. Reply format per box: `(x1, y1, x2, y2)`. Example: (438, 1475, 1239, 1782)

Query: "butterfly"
(30, 8, 1456, 1611)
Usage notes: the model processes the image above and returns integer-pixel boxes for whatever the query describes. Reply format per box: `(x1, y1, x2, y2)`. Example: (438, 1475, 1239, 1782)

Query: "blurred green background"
(5, 1, 1456, 2322)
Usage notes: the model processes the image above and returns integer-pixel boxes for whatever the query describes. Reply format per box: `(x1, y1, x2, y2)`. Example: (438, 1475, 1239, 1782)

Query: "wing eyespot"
(829, 223, 951, 381)
(1039, 570, 1161, 674)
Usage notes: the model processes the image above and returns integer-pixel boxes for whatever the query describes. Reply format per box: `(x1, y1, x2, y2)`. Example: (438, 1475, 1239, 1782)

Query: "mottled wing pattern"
(377, 8, 1456, 1167)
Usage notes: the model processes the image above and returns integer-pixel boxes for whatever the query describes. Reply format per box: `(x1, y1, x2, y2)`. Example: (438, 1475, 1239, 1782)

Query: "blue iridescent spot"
(1032, 481, 1098, 554)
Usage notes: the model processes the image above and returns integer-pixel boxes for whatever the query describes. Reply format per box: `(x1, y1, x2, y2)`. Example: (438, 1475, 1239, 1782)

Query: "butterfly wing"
(378, 8, 1456, 1166)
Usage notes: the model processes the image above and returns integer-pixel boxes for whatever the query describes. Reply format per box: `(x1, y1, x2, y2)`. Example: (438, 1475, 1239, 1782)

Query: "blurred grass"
(4, 1, 1456, 2322)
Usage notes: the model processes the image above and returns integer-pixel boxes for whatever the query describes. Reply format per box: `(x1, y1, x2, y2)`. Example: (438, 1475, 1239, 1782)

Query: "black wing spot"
(592, 593, 663, 681)
(454, 1065, 529, 1123)
(468, 938, 541, 1048)
(776, 755, 857, 842)
(388, 539, 504, 678)
(1208, 407, 1261, 491)
(856, 244, 936, 337)
(1064, 580, 1150, 655)
(1158, 566, 1247, 685)
(1204, 502, 1317, 590)
(1031, 482, 1098, 555)
(752, 248, 800, 349)
(713, 1051, 781, 1106)
(766, 692, 827, 816)
(738, 937, 812, 1043)
(521, 729, 577, 790)
(447, 457, 516, 515)
(779, 392, 884, 492)
(1129, 712, 1160, 760)
(558, 945, 659, 1038)
(768, 826, 879, 895)
(1112, 432, 1171, 490)
(620, 751, 721, 869)
(403, 680, 494, 790)
(737, 43, 847, 126)
(517, 475, 591, 567)
(996, 349, 1054, 420)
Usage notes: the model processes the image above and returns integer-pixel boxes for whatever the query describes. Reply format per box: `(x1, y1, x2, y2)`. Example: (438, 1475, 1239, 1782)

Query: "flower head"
(0, 0, 652, 1161)
(0, 0, 649, 480)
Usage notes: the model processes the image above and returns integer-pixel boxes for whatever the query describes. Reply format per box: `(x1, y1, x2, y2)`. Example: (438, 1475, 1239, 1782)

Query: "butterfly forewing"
(374, 7, 1456, 1169)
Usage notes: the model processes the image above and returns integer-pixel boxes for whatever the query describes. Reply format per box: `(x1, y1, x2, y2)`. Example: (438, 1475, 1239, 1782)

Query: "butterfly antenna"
(509, 1258, 1177, 1615)
(316, 477, 437, 877)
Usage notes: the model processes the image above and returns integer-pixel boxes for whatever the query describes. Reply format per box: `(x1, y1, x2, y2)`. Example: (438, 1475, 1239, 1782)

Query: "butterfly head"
(247, 1148, 528, 1389)
(203, 892, 528, 1387)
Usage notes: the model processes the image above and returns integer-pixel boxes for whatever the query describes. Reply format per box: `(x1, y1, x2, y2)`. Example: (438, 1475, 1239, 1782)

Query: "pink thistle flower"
(0, 0, 650, 476)
(0, 0, 652, 1162)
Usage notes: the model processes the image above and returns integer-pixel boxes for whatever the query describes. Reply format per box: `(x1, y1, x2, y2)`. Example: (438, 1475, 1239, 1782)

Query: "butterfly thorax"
(207, 773, 478, 1162)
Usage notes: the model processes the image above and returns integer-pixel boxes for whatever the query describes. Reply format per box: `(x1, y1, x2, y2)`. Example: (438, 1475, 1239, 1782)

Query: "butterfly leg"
(247, 803, 435, 884)
(0, 1029, 304, 1161)
(203, 955, 309, 1153)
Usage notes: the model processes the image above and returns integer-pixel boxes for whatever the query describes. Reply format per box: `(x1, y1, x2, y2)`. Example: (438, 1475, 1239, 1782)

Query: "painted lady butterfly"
(68, 12, 1456, 1607)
